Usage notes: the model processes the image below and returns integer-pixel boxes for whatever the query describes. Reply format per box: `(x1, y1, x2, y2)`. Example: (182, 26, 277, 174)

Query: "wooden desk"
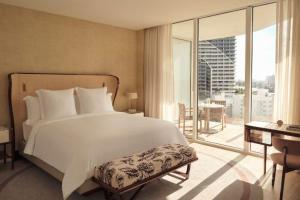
(244, 121, 300, 175)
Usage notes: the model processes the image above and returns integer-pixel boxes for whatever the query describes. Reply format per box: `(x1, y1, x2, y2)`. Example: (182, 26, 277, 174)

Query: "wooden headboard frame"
(8, 73, 120, 151)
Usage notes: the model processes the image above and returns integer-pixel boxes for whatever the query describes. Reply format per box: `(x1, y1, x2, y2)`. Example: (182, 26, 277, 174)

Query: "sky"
(235, 25, 276, 81)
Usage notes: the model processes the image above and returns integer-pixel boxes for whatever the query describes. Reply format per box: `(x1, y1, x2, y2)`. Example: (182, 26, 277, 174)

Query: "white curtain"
(274, 0, 300, 124)
(144, 24, 175, 120)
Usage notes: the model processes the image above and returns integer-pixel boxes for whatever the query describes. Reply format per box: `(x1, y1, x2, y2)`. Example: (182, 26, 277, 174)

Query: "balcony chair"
(178, 103, 193, 135)
(210, 99, 227, 130)
(271, 136, 300, 200)
(178, 103, 206, 134)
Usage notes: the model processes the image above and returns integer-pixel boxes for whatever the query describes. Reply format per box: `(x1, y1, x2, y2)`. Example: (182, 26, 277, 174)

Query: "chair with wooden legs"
(210, 99, 227, 128)
(271, 136, 300, 200)
(178, 103, 193, 135)
(178, 103, 207, 134)
(198, 109, 207, 131)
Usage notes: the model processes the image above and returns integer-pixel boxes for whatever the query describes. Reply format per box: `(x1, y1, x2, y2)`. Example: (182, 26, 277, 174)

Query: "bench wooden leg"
(186, 163, 191, 179)
(171, 163, 191, 180)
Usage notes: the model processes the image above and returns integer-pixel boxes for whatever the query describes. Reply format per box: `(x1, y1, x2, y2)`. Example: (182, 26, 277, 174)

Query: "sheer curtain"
(144, 24, 175, 120)
(274, 0, 300, 124)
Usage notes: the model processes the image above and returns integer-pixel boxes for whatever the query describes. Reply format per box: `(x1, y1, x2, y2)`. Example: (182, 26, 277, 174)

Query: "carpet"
(0, 143, 266, 200)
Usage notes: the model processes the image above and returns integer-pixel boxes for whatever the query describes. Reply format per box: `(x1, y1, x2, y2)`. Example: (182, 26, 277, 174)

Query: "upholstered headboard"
(8, 73, 119, 150)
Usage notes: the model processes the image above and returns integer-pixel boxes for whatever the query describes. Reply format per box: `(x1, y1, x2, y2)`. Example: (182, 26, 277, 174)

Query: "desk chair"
(271, 136, 300, 200)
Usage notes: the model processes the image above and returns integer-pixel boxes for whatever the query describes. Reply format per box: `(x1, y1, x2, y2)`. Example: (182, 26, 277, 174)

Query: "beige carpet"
(0, 143, 272, 200)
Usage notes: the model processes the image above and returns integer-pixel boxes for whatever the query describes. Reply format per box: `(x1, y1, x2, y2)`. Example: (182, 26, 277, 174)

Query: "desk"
(244, 121, 300, 174)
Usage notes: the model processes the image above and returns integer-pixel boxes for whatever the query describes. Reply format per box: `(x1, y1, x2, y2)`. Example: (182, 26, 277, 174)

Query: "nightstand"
(0, 126, 14, 169)
(126, 111, 144, 117)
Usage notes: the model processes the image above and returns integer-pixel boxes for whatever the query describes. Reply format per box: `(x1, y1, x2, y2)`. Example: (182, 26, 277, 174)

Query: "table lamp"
(126, 92, 138, 113)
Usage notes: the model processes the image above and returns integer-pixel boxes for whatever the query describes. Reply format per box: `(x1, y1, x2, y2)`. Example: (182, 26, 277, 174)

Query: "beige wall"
(0, 3, 143, 126)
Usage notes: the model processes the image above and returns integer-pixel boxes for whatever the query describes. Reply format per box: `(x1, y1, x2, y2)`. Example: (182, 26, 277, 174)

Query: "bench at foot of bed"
(93, 144, 198, 200)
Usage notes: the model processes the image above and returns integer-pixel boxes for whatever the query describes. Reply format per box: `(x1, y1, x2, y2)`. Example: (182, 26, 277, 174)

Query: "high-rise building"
(198, 37, 236, 100)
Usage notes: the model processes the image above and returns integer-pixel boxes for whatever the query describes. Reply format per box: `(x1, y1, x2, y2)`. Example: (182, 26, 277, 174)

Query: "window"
(251, 3, 276, 122)
(197, 10, 246, 149)
(251, 3, 276, 153)
(173, 38, 192, 109)
(172, 20, 194, 138)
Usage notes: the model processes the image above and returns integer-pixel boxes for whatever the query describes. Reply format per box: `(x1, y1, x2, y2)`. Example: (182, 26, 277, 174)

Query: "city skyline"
(197, 24, 276, 95)
(198, 37, 236, 99)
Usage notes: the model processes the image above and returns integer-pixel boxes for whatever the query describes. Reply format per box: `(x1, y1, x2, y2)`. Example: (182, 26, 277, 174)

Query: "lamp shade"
(126, 92, 138, 99)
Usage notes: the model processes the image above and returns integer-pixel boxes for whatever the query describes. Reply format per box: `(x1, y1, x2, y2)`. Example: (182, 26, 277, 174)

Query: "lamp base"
(128, 109, 137, 114)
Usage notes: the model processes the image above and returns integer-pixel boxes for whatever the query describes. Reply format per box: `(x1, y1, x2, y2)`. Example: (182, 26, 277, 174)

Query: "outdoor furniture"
(198, 109, 207, 131)
(178, 103, 193, 135)
(210, 99, 226, 106)
(210, 100, 227, 127)
(271, 136, 300, 200)
(199, 103, 225, 131)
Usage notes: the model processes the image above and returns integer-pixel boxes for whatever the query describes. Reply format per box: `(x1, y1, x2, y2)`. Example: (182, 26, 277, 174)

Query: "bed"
(9, 73, 188, 199)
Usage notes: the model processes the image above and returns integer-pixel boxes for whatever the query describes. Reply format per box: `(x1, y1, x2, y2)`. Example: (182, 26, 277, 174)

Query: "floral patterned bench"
(93, 144, 198, 200)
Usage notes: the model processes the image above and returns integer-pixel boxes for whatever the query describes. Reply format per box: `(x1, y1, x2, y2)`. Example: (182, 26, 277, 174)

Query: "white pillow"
(23, 96, 41, 124)
(76, 87, 107, 114)
(36, 88, 77, 120)
(106, 93, 114, 111)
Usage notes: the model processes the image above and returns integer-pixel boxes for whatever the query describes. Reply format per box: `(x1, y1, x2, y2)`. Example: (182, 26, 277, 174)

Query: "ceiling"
(0, 0, 275, 30)
(173, 3, 276, 41)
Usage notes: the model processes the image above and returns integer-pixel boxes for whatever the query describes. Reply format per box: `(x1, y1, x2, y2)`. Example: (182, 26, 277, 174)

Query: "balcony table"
(199, 103, 224, 131)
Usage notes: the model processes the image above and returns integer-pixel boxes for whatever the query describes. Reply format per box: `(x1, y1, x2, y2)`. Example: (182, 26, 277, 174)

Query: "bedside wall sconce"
(126, 92, 138, 113)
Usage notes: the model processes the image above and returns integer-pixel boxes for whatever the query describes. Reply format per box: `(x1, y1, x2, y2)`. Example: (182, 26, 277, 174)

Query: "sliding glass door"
(172, 2, 277, 152)
(197, 9, 246, 149)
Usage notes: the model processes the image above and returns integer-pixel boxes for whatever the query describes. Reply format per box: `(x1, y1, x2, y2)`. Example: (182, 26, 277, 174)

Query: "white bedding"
(24, 112, 187, 199)
(22, 122, 34, 141)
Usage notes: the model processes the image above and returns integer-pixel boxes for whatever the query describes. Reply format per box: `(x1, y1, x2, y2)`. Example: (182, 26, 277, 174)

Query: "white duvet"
(24, 112, 187, 199)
